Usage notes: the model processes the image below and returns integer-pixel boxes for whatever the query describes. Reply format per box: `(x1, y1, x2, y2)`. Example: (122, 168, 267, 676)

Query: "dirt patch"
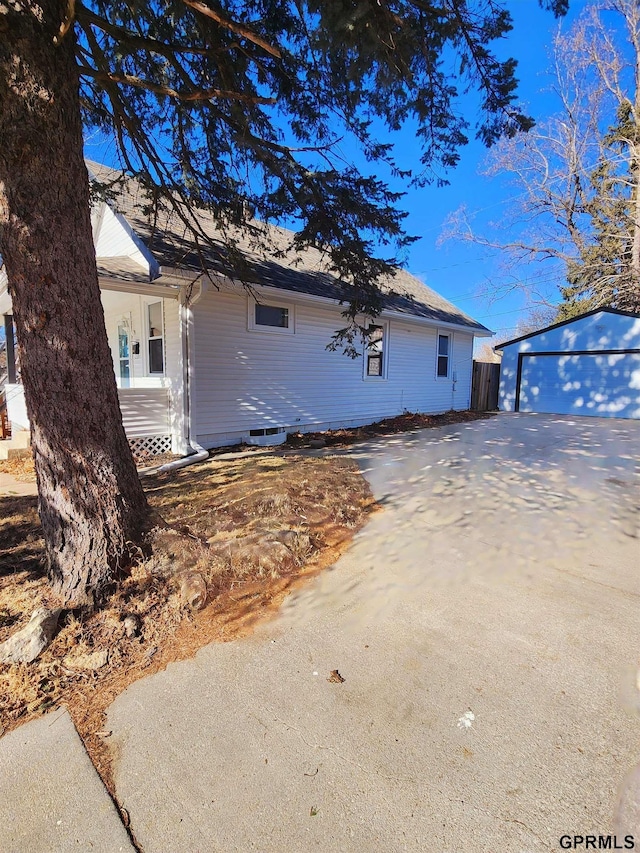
(0, 450, 182, 483)
(285, 409, 495, 448)
(0, 454, 374, 790)
(0, 454, 36, 483)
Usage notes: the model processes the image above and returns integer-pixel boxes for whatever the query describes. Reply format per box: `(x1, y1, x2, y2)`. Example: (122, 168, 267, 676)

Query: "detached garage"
(497, 308, 640, 419)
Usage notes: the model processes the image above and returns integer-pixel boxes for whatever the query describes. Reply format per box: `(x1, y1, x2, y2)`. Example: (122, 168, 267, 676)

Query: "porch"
(4, 382, 173, 457)
(2, 284, 184, 457)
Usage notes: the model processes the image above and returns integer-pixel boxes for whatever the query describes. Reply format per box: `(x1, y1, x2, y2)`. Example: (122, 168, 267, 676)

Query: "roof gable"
(496, 307, 640, 350)
(87, 160, 490, 335)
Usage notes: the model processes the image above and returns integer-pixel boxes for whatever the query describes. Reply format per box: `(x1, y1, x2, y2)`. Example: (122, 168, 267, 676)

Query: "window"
(437, 333, 450, 378)
(255, 304, 289, 328)
(365, 322, 388, 379)
(248, 298, 294, 334)
(147, 301, 164, 374)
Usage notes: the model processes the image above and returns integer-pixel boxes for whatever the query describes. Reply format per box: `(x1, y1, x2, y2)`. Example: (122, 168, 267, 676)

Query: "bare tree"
(475, 343, 501, 363)
(443, 0, 640, 317)
(514, 304, 559, 336)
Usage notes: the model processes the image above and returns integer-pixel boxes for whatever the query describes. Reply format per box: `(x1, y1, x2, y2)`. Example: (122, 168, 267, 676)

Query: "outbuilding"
(496, 308, 640, 419)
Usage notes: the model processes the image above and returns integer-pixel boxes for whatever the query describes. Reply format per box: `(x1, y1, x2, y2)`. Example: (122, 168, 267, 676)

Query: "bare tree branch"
(442, 0, 640, 315)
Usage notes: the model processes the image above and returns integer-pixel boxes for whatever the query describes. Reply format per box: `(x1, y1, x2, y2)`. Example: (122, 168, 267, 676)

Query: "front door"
(118, 325, 130, 388)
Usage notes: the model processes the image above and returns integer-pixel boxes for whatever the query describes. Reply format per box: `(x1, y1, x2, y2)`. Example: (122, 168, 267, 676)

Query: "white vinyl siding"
(92, 200, 154, 276)
(4, 383, 29, 432)
(5, 383, 172, 439)
(192, 289, 474, 446)
(117, 388, 170, 437)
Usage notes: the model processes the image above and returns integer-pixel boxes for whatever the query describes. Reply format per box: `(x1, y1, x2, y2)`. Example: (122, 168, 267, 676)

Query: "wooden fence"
(471, 361, 500, 411)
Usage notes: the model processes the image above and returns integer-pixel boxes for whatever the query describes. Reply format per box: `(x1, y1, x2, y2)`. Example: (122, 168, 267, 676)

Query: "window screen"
(148, 302, 164, 374)
(437, 334, 449, 377)
(366, 324, 385, 377)
(255, 304, 289, 328)
(149, 338, 164, 373)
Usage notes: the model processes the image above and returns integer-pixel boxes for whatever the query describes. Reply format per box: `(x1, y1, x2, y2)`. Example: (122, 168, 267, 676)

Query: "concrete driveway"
(108, 413, 640, 852)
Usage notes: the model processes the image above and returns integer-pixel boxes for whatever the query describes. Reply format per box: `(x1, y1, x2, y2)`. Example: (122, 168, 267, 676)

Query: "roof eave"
(189, 275, 490, 334)
(98, 275, 182, 299)
(380, 308, 492, 336)
(495, 306, 640, 349)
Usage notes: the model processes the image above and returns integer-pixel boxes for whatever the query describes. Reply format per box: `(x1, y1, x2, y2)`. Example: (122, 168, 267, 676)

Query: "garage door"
(517, 351, 640, 418)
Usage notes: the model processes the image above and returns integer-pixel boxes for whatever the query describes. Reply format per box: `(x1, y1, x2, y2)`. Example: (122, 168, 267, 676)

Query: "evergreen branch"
(181, 0, 282, 58)
(77, 65, 276, 104)
(76, 4, 225, 58)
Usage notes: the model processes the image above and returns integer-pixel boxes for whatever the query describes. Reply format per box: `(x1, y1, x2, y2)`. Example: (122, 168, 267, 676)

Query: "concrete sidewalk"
(0, 709, 134, 852)
(1, 413, 639, 851)
(0, 470, 37, 497)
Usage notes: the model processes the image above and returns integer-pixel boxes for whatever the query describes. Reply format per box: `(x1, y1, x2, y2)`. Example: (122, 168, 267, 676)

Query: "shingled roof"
(88, 160, 490, 334)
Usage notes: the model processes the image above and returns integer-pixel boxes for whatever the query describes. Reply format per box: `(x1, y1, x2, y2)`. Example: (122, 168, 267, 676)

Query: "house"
(496, 308, 640, 419)
(0, 161, 491, 456)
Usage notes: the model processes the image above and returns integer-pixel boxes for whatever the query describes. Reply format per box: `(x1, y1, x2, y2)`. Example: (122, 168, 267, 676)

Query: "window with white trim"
(248, 298, 294, 334)
(364, 322, 388, 379)
(437, 333, 450, 378)
(147, 301, 165, 374)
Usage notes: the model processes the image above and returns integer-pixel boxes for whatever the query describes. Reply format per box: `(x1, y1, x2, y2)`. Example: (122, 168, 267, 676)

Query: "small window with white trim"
(437, 333, 450, 378)
(248, 298, 294, 334)
(364, 322, 388, 379)
(147, 301, 164, 374)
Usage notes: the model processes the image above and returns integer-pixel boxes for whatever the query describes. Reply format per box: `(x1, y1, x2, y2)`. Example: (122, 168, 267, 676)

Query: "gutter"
(174, 273, 493, 338)
(139, 277, 209, 478)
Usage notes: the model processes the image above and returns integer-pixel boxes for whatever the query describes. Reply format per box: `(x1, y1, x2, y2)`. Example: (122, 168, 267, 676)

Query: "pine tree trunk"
(0, 0, 153, 605)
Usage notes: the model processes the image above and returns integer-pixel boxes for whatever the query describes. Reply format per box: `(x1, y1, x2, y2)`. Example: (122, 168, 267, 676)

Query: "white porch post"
(3, 314, 16, 384)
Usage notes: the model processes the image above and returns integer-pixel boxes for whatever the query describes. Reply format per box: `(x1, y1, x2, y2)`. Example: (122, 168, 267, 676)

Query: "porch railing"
(4, 383, 171, 445)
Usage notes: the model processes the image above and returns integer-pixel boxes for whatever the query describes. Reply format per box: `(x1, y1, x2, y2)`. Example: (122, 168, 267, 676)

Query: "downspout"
(450, 332, 456, 410)
(139, 278, 208, 477)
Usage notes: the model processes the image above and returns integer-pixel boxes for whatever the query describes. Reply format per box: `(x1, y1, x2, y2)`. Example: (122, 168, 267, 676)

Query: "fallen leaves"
(0, 454, 373, 795)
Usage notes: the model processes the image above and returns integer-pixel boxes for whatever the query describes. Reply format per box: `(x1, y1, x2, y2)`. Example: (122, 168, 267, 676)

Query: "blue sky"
(380, 0, 590, 346)
(84, 0, 591, 348)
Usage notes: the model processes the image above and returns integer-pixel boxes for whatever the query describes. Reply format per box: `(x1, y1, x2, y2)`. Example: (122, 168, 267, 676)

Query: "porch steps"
(0, 431, 31, 461)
